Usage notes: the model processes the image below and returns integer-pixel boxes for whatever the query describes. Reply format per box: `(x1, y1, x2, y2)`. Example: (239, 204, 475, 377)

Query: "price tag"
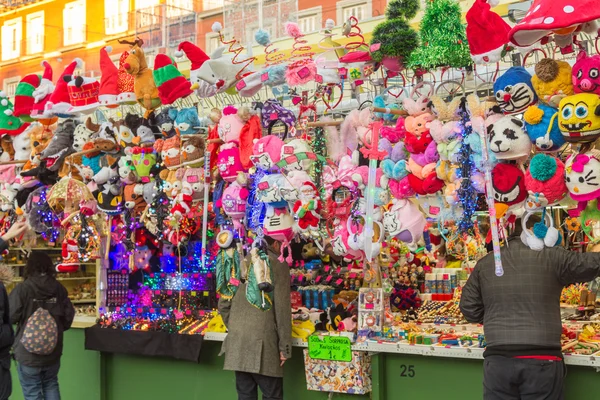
(308, 335, 352, 362)
(191, 291, 197, 296)
(335, 279, 343, 286)
(229, 277, 240, 287)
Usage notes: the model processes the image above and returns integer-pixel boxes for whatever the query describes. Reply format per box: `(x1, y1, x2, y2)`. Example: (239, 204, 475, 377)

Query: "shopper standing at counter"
(0, 221, 28, 400)
(218, 238, 292, 400)
(10, 251, 75, 400)
(460, 219, 600, 400)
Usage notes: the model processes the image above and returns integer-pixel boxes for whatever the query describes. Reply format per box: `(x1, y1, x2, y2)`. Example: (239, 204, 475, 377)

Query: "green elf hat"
(13, 73, 42, 122)
(0, 92, 29, 136)
(152, 53, 192, 105)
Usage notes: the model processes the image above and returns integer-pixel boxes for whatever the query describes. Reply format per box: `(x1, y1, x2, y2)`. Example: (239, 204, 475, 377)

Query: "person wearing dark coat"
(10, 250, 75, 400)
(0, 221, 29, 400)
(218, 239, 292, 400)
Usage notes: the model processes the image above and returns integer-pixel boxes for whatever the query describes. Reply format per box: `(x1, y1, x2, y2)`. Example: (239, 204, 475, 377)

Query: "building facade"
(0, 0, 523, 99)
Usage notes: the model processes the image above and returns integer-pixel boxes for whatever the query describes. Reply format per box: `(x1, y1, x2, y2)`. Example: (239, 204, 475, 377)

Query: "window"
(203, 0, 224, 11)
(167, 0, 194, 17)
(26, 12, 44, 54)
(205, 33, 221, 55)
(296, 7, 322, 34)
(63, 1, 86, 46)
(337, 0, 371, 23)
(105, 0, 129, 35)
(136, 0, 160, 28)
(1, 18, 22, 61)
(3, 76, 21, 98)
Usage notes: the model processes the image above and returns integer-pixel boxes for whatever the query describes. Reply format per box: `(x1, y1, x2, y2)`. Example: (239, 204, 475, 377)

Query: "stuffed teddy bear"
(573, 51, 600, 95)
(493, 66, 538, 114)
(531, 58, 574, 108)
(524, 153, 568, 210)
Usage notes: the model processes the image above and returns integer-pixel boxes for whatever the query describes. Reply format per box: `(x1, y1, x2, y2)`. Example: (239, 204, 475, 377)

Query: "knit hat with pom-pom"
(13, 74, 42, 122)
(152, 53, 192, 105)
(466, 0, 511, 64)
(0, 92, 29, 136)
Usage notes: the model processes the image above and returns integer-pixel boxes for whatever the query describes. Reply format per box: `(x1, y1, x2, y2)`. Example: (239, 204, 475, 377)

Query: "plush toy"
(491, 162, 527, 218)
(118, 38, 161, 110)
(73, 119, 95, 152)
(524, 153, 567, 210)
(154, 134, 181, 169)
(263, 205, 294, 263)
(292, 181, 322, 235)
(0, 93, 30, 136)
(558, 93, 600, 144)
(217, 144, 244, 183)
(383, 199, 425, 250)
(117, 154, 138, 185)
(250, 135, 284, 170)
(380, 117, 406, 144)
(169, 107, 200, 135)
(532, 58, 574, 108)
(257, 173, 288, 209)
(523, 104, 565, 152)
(174, 41, 217, 98)
(134, 114, 159, 147)
(12, 130, 31, 161)
(181, 136, 205, 167)
(487, 116, 531, 161)
(565, 151, 600, 216)
(93, 166, 123, 215)
(404, 113, 435, 154)
(175, 167, 204, 203)
(124, 183, 146, 215)
(0, 136, 14, 162)
(493, 67, 538, 114)
(219, 180, 249, 232)
(156, 107, 177, 137)
(573, 51, 600, 95)
(331, 222, 364, 263)
(217, 106, 245, 144)
(130, 147, 156, 183)
(152, 54, 192, 105)
(159, 169, 181, 200)
(280, 139, 314, 172)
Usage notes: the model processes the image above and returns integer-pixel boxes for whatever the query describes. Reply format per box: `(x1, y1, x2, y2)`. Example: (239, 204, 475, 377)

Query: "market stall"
(2, 0, 600, 397)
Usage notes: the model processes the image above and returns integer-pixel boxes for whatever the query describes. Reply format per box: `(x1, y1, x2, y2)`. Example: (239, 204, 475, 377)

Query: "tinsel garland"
(245, 168, 268, 231)
(407, 0, 471, 69)
(311, 127, 326, 197)
(456, 102, 477, 232)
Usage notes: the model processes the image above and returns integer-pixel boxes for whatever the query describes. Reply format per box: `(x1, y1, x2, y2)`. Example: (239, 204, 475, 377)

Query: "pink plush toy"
(218, 106, 245, 144)
(525, 153, 568, 210)
(380, 117, 407, 144)
(388, 177, 414, 199)
(331, 220, 364, 262)
(383, 198, 426, 250)
(404, 113, 435, 154)
(322, 155, 357, 198)
(220, 181, 249, 232)
(263, 205, 295, 263)
(250, 135, 284, 170)
(573, 51, 600, 95)
(217, 143, 244, 182)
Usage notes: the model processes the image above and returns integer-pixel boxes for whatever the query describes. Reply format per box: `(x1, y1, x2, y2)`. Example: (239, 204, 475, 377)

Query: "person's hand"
(279, 352, 287, 367)
(2, 221, 28, 241)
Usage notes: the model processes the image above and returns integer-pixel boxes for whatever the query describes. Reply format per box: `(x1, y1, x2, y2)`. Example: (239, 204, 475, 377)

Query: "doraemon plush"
(523, 104, 565, 152)
(168, 107, 201, 135)
(493, 67, 538, 115)
(487, 116, 531, 161)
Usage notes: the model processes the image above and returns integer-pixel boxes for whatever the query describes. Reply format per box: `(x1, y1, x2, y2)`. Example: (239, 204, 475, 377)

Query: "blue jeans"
(17, 363, 61, 400)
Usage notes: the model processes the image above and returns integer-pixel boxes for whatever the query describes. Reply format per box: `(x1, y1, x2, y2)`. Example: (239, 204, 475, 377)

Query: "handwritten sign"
(308, 335, 352, 362)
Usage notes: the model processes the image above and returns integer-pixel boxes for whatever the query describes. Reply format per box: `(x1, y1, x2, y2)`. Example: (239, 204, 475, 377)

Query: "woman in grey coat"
(218, 239, 292, 400)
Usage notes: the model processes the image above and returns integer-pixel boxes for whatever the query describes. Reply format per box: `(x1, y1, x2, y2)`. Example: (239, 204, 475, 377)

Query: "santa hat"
(152, 53, 192, 105)
(175, 41, 210, 71)
(117, 51, 136, 105)
(13, 74, 42, 122)
(68, 77, 100, 115)
(301, 181, 317, 192)
(31, 60, 54, 119)
(466, 0, 512, 64)
(0, 92, 29, 136)
(99, 46, 119, 108)
(46, 58, 83, 117)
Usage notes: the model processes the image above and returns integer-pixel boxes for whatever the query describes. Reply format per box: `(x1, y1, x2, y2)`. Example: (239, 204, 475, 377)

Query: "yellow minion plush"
(532, 59, 574, 108)
(558, 93, 600, 143)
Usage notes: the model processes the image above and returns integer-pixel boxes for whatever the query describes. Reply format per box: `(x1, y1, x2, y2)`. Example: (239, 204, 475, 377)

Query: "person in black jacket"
(0, 221, 29, 400)
(460, 221, 600, 400)
(10, 250, 75, 400)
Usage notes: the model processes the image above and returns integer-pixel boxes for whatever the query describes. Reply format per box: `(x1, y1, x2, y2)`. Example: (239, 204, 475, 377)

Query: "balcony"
(0, 0, 45, 12)
(134, 4, 198, 54)
(105, 12, 135, 36)
(61, 25, 87, 48)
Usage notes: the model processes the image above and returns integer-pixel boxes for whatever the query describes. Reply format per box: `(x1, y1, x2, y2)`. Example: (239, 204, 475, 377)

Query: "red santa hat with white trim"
(31, 60, 55, 119)
(466, 0, 512, 64)
(174, 41, 210, 72)
(98, 46, 119, 108)
(45, 58, 82, 117)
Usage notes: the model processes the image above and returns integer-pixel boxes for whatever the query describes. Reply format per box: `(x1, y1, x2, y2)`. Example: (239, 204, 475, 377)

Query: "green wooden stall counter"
(9, 329, 600, 399)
